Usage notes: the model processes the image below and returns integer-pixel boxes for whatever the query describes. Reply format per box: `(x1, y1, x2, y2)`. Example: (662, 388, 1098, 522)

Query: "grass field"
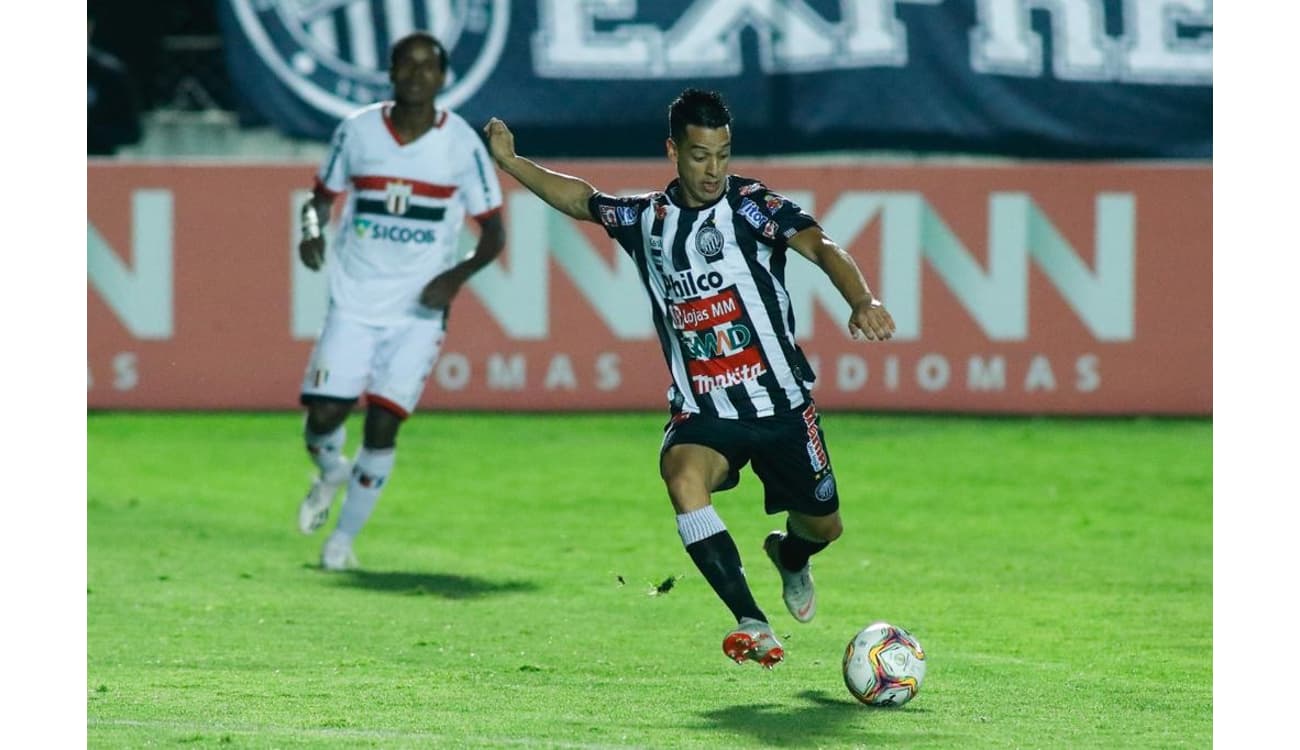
(87, 412, 1211, 748)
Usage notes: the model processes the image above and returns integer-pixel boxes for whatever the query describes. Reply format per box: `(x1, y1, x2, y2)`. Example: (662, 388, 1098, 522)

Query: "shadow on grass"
(696, 689, 949, 746)
(318, 568, 539, 599)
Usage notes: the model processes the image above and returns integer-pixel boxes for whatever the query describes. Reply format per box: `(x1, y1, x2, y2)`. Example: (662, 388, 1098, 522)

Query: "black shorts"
(660, 401, 840, 517)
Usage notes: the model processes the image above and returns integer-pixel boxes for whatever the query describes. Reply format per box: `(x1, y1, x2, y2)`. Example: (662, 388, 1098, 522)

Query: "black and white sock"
(304, 423, 349, 483)
(336, 447, 395, 538)
(677, 506, 766, 624)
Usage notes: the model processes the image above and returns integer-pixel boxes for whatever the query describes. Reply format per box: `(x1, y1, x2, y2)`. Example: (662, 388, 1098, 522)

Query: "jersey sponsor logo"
(385, 181, 413, 216)
(683, 324, 752, 359)
(814, 473, 836, 502)
(663, 269, 724, 298)
(802, 403, 828, 471)
(227, 0, 511, 117)
(695, 211, 724, 258)
(668, 288, 741, 331)
(615, 206, 639, 225)
(686, 346, 766, 394)
(353, 218, 437, 244)
(764, 194, 785, 213)
(649, 236, 663, 251)
(783, 227, 798, 239)
(738, 198, 766, 230)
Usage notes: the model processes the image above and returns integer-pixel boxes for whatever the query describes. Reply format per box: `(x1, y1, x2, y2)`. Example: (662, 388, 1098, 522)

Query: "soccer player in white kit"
(295, 32, 505, 570)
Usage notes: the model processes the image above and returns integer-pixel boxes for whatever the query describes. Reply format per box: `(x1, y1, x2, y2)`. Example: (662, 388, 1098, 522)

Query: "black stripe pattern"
(589, 176, 819, 418)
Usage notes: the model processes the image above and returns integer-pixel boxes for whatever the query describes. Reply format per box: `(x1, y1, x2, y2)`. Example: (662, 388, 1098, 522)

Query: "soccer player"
(483, 89, 895, 668)
(295, 32, 505, 571)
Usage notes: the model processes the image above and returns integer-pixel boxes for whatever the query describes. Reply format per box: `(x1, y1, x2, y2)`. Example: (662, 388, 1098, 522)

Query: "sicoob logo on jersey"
(695, 211, 724, 258)
(229, 0, 510, 116)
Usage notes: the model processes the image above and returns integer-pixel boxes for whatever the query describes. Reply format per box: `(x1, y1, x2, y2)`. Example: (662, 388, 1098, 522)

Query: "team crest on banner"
(385, 181, 412, 215)
(225, 0, 510, 119)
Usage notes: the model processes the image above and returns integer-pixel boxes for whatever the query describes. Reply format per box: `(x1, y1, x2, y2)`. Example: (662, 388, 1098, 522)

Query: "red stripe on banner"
(351, 176, 457, 198)
(86, 161, 1212, 414)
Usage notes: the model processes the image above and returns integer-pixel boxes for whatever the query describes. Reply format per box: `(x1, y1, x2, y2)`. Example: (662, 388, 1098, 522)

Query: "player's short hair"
(390, 31, 448, 72)
(668, 89, 732, 144)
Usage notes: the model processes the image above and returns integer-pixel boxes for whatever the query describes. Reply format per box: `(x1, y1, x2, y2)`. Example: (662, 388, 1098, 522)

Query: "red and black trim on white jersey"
(381, 105, 449, 146)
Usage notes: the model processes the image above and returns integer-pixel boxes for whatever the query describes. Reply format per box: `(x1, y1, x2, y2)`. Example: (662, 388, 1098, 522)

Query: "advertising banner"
(218, 0, 1212, 159)
(88, 161, 1211, 414)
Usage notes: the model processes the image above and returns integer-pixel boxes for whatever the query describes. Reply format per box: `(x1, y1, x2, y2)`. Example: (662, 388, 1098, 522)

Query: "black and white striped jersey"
(588, 175, 820, 419)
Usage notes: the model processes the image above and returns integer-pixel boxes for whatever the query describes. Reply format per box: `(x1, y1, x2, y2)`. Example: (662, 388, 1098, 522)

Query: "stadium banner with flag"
(217, 0, 1211, 159)
(87, 161, 1211, 415)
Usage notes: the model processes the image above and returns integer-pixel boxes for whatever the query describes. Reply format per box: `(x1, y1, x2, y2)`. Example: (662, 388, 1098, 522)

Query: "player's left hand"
(848, 296, 896, 341)
(420, 272, 464, 309)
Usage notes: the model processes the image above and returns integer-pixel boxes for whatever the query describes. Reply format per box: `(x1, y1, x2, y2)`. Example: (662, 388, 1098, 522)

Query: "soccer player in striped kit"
(295, 32, 505, 571)
(484, 89, 895, 667)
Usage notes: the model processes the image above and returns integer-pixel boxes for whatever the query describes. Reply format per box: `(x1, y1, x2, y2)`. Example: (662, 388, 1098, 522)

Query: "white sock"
(676, 505, 727, 546)
(336, 447, 396, 538)
(305, 423, 349, 483)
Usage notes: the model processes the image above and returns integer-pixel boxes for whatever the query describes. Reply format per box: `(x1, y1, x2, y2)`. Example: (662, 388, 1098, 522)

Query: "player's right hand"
(484, 118, 515, 165)
(299, 236, 326, 270)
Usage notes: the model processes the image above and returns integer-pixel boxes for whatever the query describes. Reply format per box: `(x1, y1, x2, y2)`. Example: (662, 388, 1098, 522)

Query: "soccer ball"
(842, 622, 927, 706)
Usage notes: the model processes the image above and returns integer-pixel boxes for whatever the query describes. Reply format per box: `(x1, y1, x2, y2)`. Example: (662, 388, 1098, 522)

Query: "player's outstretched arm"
(484, 118, 597, 222)
(788, 226, 896, 341)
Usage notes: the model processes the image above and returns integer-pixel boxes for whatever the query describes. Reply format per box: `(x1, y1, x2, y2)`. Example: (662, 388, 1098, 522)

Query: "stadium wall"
(87, 160, 1211, 415)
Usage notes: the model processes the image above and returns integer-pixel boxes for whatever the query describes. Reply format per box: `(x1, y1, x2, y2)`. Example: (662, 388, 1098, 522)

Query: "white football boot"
(298, 461, 351, 534)
(722, 617, 785, 668)
(764, 531, 816, 623)
(320, 531, 359, 571)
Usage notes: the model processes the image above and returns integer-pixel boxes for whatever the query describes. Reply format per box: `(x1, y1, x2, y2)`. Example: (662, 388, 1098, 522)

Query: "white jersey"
(315, 102, 503, 325)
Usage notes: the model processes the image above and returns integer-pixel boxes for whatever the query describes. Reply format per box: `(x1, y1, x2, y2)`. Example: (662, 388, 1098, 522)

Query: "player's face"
(389, 42, 444, 104)
(668, 125, 731, 207)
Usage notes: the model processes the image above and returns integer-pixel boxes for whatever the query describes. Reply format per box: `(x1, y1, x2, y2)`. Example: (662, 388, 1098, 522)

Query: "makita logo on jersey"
(353, 219, 435, 244)
(664, 269, 724, 298)
(686, 346, 767, 394)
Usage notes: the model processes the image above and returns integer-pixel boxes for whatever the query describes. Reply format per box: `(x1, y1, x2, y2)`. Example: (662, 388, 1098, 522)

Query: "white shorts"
(300, 306, 447, 418)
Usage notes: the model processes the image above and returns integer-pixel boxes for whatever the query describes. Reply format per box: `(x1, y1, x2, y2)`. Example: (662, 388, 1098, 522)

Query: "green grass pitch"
(87, 412, 1211, 748)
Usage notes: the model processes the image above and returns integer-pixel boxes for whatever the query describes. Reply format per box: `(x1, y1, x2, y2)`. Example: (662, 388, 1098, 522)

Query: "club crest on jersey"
(226, 0, 510, 117)
(695, 211, 724, 258)
(599, 205, 618, 227)
(385, 181, 413, 215)
(762, 221, 778, 239)
(814, 473, 836, 502)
